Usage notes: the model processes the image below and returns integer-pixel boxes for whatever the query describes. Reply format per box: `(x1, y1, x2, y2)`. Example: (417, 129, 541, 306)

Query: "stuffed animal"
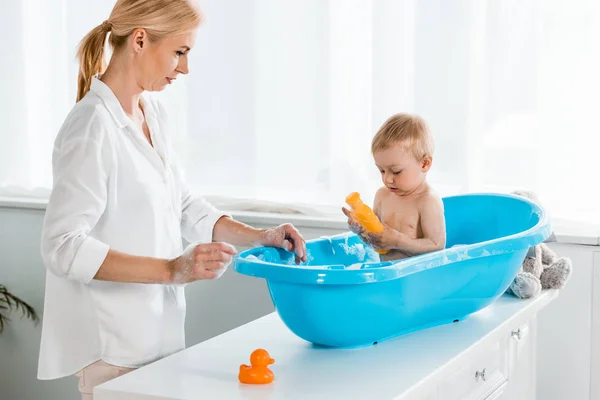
(506, 190, 573, 299)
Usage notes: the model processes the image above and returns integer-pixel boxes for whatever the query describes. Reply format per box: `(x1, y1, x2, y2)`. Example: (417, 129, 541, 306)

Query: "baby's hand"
(365, 224, 402, 251)
(341, 207, 366, 236)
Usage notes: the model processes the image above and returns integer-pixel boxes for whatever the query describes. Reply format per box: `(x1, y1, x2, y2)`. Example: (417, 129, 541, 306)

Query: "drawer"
(485, 381, 508, 399)
(399, 385, 438, 400)
(509, 322, 530, 357)
(438, 340, 508, 400)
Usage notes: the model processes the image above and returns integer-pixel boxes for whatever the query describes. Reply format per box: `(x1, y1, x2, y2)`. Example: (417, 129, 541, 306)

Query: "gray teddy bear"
(506, 190, 573, 299)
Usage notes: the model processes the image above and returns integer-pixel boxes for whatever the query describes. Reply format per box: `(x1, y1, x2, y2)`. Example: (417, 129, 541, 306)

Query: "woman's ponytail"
(75, 21, 111, 102)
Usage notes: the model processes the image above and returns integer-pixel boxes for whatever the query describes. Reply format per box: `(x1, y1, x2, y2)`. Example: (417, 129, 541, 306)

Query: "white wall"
(0, 206, 597, 399)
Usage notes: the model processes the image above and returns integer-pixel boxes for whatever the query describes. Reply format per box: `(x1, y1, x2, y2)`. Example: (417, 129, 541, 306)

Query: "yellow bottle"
(345, 192, 389, 255)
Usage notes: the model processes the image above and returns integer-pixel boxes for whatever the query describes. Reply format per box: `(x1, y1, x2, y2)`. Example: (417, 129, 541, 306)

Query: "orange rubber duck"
(345, 192, 389, 255)
(238, 349, 275, 384)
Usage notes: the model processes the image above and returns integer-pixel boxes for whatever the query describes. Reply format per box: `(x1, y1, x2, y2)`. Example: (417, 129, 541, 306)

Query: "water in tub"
(245, 233, 380, 270)
(245, 236, 480, 272)
(317, 233, 380, 270)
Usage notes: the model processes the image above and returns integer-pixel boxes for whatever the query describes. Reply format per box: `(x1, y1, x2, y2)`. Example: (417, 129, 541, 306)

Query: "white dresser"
(95, 290, 558, 400)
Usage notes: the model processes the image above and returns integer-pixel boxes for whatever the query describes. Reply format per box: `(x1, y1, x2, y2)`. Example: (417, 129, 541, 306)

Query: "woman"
(36, 1, 307, 398)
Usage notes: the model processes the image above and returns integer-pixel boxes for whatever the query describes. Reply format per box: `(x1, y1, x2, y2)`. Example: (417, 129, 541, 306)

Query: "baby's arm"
(367, 194, 446, 256)
(396, 195, 446, 256)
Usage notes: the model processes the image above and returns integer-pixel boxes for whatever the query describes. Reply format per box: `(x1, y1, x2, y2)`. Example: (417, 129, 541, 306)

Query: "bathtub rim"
(232, 193, 552, 285)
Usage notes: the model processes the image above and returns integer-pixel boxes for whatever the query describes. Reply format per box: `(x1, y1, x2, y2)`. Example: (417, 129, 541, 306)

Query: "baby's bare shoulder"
(375, 186, 390, 198)
(374, 186, 392, 204)
(418, 190, 444, 211)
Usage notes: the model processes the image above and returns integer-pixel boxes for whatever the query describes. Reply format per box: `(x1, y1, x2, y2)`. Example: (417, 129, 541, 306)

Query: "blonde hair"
(371, 113, 434, 161)
(76, 0, 203, 102)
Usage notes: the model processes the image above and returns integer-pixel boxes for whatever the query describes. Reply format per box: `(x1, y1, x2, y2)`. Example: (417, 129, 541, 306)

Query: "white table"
(95, 290, 558, 400)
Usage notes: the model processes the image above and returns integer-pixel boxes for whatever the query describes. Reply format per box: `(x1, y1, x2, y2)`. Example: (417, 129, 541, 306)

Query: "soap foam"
(339, 243, 367, 261)
(345, 263, 363, 270)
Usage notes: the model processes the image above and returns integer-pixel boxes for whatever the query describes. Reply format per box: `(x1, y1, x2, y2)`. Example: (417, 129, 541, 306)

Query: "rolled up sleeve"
(41, 112, 111, 283)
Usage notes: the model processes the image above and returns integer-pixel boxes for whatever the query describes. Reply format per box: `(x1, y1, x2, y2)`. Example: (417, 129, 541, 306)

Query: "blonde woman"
(37, 1, 307, 398)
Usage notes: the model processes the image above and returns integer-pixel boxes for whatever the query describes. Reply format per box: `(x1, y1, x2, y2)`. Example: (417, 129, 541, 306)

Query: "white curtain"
(1, 0, 599, 224)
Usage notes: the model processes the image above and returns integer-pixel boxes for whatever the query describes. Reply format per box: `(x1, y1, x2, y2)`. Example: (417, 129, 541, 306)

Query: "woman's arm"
(93, 241, 237, 284)
(212, 217, 307, 263)
(42, 114, 234, 285)
(41, 114, 114, 284)
(93, 250, 171, 283)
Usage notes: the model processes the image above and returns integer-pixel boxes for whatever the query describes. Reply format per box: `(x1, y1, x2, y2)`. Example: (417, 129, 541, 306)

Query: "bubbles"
(345, 263, 363, 270)
(172, 242, 230, 283)
(304, 250, 315, 265)
(245, 234, 382, 270)
(328, 237, 336, 255)
(363, 245, 381, 263)
(171, 243, 195, 284)
(338, 242, 366, 261)
(448, 244, 472, 261)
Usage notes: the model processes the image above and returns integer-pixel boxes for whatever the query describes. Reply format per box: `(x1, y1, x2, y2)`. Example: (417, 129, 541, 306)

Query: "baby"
(343, 113, 446, 261)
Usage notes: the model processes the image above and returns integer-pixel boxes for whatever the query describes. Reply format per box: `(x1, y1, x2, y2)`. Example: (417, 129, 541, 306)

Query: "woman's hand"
(168, 242, 237, 284)
(259, 223, 307, 264)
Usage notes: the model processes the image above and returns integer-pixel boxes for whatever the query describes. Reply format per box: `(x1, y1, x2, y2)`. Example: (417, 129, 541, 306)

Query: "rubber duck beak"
(269, 358, 275, 364)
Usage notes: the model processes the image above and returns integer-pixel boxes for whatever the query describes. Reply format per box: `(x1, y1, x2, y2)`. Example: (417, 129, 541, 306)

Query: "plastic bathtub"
(232, 193, 552, 348)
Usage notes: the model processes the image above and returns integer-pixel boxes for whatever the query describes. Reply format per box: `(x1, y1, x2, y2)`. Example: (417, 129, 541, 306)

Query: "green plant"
(0, 285, 39, 334)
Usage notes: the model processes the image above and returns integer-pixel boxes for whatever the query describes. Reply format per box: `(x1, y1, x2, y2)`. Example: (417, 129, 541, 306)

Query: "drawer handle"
(475, 368, 487, 382)
(511, 329, 522, 340)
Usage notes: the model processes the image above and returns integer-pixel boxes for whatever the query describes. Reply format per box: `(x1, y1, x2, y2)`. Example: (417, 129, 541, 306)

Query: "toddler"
(343, 113, 446, 260)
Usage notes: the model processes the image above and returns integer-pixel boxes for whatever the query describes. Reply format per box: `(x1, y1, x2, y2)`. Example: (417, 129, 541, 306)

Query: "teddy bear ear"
(544, 231, 557, 243)
(511, 189, 541, 204)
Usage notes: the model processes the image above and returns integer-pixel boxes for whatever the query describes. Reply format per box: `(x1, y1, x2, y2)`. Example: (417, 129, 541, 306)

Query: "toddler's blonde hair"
(371, 113, 434, 161)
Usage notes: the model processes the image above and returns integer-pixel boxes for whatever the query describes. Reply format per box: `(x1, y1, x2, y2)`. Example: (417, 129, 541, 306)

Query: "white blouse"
(37, 77, 227, 379)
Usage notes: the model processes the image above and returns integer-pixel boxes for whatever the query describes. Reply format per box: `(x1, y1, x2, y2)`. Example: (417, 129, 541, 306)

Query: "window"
(1, 0, 599, 224)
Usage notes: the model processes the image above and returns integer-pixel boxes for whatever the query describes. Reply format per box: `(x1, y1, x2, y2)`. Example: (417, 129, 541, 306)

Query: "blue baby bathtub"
(233, 193, 552, 348)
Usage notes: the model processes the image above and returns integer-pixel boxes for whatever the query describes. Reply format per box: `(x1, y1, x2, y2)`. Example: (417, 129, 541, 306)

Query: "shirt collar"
(89, 76, 157, 130)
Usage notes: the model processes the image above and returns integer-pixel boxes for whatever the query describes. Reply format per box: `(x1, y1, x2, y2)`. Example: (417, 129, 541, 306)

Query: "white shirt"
(37, 77, 227, 380)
